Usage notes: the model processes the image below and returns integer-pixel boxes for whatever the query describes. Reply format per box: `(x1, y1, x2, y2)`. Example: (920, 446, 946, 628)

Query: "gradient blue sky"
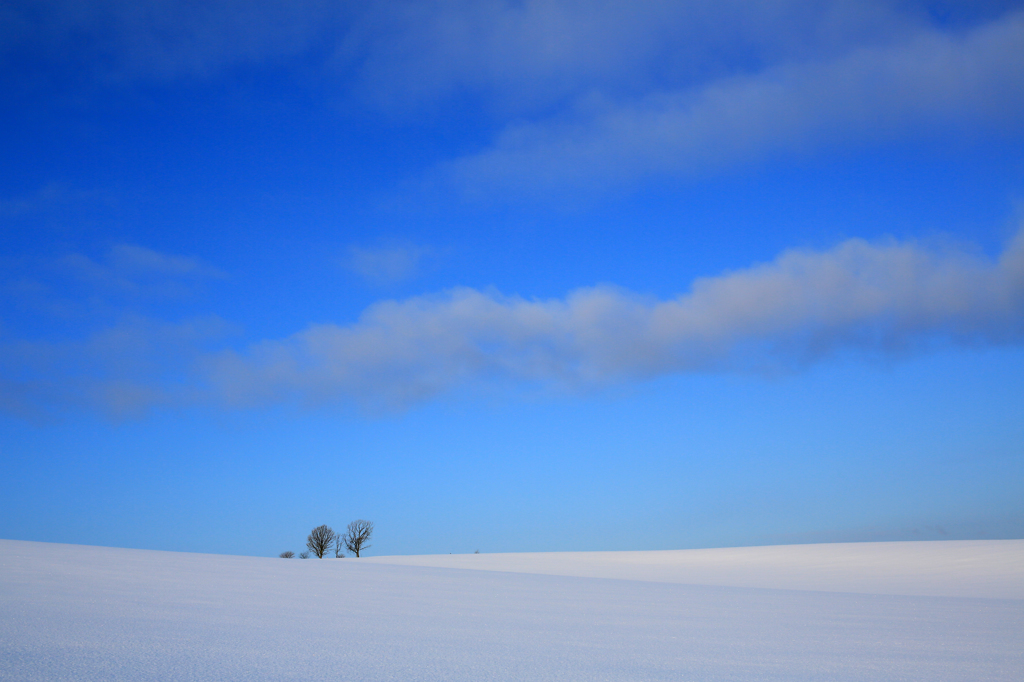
(2, 0, 1023, 557)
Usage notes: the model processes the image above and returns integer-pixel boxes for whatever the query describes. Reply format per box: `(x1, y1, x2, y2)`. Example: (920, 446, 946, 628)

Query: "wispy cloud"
(1, 0, 345, 80)
(57, 244, 225, 298)
(4, 228, 1023, 418)
(207, 228, 1024, 412)
(7, 0, 899, 87)
(341, 0, 936, 113)
(0, 244, 232, 419)
(108, 244, 219, 277)
(0, 183, 89, 216)
(448, 9, 1024, 194)
(7, 2, 1022, 193)
(343, 242, 432, 286)
(0, 315, 233, 420)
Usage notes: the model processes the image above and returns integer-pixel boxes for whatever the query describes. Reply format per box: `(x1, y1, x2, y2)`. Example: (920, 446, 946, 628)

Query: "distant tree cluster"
(279, 520, 373, 559)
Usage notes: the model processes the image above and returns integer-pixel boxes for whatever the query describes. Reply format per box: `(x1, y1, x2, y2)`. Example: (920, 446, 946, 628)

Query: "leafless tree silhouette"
(342, 520, 374, 557)
(299, 551, 310, 559)
(333, 535, 345, 558)
(279, 551, 294, 558)
(306, 524, 336, 559)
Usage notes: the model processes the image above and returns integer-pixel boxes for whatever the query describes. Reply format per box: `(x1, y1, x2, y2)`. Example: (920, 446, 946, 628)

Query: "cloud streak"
(58, 244, 225, 299)
(6, 0, 917, 89)
(343, 242, 433, 286)
(449, 8, 1024, 193)
(0, 315, 232, 420)
(0, 244, 231, 419)
(7, 2, 1022, 194)
(342, 0, 917, 113)
(208, 228, 1024, 411)
(1, 0, 345, 80)
(4, 229, 1023, 417)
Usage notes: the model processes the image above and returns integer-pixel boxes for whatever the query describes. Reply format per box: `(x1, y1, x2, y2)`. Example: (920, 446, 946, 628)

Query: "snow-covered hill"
(1, 539, 1021, 681)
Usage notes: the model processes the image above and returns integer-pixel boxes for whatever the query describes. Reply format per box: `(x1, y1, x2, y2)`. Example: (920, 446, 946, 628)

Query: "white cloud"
(448, 9, 1024, 194)
(16, 0, 852, 91)
(341, 0, 923, 114)
(5, 228, 1023, 418)
(207, 228, 1024, 411)
(9, 2, 1022, 192)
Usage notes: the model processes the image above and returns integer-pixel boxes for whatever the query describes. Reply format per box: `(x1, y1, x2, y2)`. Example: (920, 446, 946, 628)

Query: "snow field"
(363, 539, 1024, 599)
(1, 539, 1021, 681)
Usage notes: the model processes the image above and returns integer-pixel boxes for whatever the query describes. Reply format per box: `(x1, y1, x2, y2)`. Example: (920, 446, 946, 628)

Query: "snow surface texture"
(1, 540, 1021, 681)
(363, 540, 1024, 599)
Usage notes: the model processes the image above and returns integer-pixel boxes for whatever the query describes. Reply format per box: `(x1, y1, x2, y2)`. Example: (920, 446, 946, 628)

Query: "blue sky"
(1, 0, 1022, 557)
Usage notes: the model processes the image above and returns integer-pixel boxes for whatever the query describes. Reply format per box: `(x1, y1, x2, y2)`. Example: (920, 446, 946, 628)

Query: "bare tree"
(342, 519, 374, 557)
(299, 551, 310, 559)
(333, 535, 345, 558)
(306, 524, 336, 559)
(279, 551, 294, 558)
